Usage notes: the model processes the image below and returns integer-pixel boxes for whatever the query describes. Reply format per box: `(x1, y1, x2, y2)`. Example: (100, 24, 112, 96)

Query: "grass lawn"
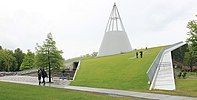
(150, 72, 197, 97)
(175, 78, 197, 97)
(150, 78, 197, 97)
(71, 46, 163, 91)
(0, 81, 143, 100)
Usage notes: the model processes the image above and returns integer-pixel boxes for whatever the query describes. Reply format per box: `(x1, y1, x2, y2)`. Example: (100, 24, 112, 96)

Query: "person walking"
(38, 68, 42, 85)
(140, 51, 143, 58)
(136, 52, 139, 58)
(41, 68, 47, 85)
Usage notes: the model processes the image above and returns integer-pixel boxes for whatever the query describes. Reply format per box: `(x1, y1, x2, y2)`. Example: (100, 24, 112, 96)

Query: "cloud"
(0, 0, 197, 59)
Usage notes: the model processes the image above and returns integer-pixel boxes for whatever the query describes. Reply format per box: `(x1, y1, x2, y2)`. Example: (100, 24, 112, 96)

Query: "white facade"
(98, 3, 132, 56)
(98, 31, 131, 56)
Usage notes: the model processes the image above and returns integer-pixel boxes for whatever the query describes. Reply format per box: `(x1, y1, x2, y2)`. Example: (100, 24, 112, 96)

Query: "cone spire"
(98, 3, 132, 57)
(105, 3, 125, 32)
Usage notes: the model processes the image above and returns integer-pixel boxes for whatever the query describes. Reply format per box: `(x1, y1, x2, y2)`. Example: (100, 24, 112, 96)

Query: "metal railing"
(146, 48, 165, 84)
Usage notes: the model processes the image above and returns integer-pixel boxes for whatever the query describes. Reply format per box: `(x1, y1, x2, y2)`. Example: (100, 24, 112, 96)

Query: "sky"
(0, 0, 197, 59)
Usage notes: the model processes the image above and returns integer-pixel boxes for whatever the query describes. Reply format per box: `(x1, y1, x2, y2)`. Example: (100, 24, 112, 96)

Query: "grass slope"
(0, 81, 141, 100)
(71, 46, 163, 91)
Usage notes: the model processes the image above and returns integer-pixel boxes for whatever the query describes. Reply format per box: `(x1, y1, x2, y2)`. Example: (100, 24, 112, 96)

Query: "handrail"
(146, 48, 165, 84)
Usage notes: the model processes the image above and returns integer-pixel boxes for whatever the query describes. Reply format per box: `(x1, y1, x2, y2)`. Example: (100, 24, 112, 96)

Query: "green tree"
(186, 15, 197, 71)
(35, 33, 64, 82)
(20, 50, 35, 70)
(13, 48, 25, 71)
(172, 44, 188, 64)
(0, 49, 16, 71)
(0, 49, 4, 71)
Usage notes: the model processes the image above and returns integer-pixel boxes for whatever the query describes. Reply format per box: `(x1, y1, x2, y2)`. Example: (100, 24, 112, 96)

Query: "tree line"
(0, 47, 25, 71)
(0, 33, 64, 72)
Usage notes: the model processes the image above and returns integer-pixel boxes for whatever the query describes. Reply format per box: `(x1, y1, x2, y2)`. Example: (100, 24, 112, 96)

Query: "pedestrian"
(38, 68, 42, 85)
(136, 52, 139, 58)
(41, 68, 47, 85)
(140, 51, 143, 58)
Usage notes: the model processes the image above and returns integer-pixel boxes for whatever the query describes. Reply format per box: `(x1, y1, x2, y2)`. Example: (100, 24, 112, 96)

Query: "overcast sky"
(0, 0, 197, 59)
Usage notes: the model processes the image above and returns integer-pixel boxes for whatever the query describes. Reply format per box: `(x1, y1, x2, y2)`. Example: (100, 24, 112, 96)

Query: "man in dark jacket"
(38, 68, 42, 85)
(140, 51, 143, 58)
(136, 52, 138, 58)
(41, 68, 47, 85)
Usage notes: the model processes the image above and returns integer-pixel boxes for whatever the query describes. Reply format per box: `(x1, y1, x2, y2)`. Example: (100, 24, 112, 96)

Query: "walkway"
(0, 75, 70, 88)
(153, 52, 175, 90)
(0, 75, 196, 100)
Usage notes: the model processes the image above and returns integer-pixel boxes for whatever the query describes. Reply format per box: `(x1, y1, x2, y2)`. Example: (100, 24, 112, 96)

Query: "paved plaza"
(0, 75, 70, 88)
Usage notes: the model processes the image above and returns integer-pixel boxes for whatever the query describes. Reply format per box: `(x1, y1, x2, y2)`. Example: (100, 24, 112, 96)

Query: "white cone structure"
(98, 3, 132, 57)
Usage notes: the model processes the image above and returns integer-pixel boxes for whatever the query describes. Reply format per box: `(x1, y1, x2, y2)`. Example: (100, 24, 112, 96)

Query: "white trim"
(169, 52, 176, 90)
(71, 61, 81, 81)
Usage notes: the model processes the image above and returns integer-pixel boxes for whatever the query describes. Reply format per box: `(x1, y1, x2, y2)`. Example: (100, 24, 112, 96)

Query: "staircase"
(149, 41, 186, 90)
(153, 52, 175, 90)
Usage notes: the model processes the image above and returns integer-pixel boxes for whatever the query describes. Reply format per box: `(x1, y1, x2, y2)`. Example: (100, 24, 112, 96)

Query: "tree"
(0, 49, 16, 71)
(13, 48, 25, 71)
(0, 49, 4, 71)
(20, 50, 35, 70)
(186, 15, 197, 71)
(172, 44, 188, 64)
(35, 33, 64, 82)
(0, 46, 2, 50)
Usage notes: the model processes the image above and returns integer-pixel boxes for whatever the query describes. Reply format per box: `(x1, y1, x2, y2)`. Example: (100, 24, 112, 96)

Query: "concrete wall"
(98, 31, 132, 56)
